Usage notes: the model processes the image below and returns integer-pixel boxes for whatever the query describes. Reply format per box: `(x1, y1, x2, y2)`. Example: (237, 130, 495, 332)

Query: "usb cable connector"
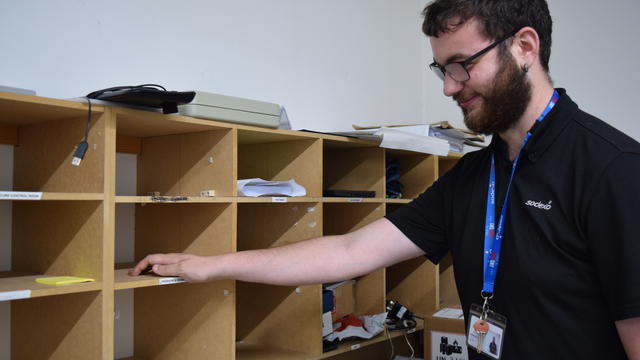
(72, 141, 89, 166)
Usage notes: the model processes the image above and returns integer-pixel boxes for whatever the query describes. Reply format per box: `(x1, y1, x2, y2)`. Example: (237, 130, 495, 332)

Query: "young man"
(131, 0, 640, 358)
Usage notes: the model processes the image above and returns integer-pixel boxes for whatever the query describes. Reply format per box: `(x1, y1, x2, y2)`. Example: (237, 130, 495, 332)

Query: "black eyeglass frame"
(429, 30, 518, 82)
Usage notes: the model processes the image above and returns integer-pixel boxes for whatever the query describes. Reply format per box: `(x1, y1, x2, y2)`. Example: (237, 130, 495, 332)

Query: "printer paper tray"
(178, 104, 279, 128)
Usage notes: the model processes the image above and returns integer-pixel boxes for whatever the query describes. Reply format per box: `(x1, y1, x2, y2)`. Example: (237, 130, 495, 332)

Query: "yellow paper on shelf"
(35, 276, 95, 285)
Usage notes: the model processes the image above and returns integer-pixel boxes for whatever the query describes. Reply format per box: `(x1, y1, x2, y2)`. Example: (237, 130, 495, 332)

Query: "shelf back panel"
(386, 257, 438, 317)
(237, 202, 321, 251)
(238, 139, 322, 197)
(14, 115, 105, 193)
(323, 147, 384, 196)
(135, 203, 234, 260)
(0, 125, 18, 146)
(236, 282, 322, 356)
(12, 291, 102, 360)
(353, 269, 386, 318)
(323, 203, 384, 235)
(12, 201, 103, 279)
(138, 129, 234, 197)
(134, 281, 235, 360)
(388, 153, 437, 199)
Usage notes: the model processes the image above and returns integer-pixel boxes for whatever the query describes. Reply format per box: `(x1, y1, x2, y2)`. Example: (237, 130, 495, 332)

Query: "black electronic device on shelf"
(86, 84, 195, 114)
(323, 189, 376, 198)
(386, 300, 417, 331)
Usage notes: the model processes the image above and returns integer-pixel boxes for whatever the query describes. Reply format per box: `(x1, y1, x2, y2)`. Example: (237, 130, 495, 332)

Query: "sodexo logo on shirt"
(525, 199, 553, 211)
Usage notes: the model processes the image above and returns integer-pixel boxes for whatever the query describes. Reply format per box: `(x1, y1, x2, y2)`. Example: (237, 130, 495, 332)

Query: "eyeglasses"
(429, 32, 516, 82)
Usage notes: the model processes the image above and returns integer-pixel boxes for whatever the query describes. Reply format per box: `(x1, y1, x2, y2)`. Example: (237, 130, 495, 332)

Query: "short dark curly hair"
(422, 0, 553, 73)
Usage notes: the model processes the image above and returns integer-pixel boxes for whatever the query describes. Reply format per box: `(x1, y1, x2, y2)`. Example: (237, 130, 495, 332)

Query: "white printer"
(178, 91, 281, 128)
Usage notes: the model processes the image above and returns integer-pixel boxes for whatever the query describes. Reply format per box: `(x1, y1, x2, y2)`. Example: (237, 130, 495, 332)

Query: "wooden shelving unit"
(0, 273, 102, 298)
(236, 320, 423, 360)
(0, 91, 460, 359)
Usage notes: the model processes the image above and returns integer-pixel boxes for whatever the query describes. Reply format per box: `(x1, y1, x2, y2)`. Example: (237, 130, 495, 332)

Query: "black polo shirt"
(386, 89, 640, 359)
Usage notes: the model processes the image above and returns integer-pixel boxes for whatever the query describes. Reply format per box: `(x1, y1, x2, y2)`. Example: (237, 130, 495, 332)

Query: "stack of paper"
(429, 121, 486, 153)
(429, 127, 466, 153)
(378, 127, 449, 155)
(237, 178, 306, 197)
(339, 122, 487, 154)
(331, 125, 450, 156)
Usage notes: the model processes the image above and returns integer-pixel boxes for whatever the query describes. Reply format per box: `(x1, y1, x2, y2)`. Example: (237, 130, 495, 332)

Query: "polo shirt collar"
(489, 88, 579, 163)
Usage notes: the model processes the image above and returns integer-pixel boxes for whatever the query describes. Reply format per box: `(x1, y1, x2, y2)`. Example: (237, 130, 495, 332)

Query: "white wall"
(548, 0, 640, 139)
(2, 1, 637, 136)
(0, 0, 425, 132)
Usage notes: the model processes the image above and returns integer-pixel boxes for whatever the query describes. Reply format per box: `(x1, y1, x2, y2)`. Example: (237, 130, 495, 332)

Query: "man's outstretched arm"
(129, 218, 424, 285)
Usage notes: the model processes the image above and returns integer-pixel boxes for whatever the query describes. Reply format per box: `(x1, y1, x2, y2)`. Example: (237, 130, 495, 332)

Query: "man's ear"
(512, 26, 540, 70)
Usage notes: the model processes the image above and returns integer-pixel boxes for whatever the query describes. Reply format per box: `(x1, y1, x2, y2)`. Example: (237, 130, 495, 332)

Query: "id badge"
(467, 303, 507, 359)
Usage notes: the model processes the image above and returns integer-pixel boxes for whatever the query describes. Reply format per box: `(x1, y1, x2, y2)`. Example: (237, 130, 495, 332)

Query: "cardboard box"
(425, 307, 468, 360)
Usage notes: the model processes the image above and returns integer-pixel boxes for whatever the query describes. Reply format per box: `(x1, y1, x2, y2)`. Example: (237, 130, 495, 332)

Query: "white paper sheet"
(237, 178, 306, 197)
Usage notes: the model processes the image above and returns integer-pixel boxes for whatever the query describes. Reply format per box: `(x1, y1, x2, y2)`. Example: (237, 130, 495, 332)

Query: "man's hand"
(128, 253, 214, 282)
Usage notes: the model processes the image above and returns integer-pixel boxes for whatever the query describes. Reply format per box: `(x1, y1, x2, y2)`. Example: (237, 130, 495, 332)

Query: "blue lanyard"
(482, 90, 560, 295)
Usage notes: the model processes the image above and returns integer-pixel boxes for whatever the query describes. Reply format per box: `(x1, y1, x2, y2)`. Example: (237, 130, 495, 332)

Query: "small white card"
(0, 290, 32, 301)
(0, 191, 42, 200)
(159, 277, 185, 285)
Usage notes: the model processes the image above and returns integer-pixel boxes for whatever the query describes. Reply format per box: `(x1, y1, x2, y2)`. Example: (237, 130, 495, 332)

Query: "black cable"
(86, 84, 167, 99)
(71, 97, 92, 166)
(84, 96, 91, 141)
(136, 84, 166, 91)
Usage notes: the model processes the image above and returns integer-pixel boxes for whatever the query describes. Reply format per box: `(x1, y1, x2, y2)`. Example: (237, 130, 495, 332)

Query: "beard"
(457, 52, 532, 135)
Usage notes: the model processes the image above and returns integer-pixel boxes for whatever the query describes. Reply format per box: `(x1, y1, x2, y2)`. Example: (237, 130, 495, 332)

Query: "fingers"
(128, 256, 152, 276)
(151, 263, 181, 277)
(128, 253, 188, 276)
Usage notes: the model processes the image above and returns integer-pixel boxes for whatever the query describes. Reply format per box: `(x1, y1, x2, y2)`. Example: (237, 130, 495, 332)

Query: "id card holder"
(467, 303, 507, 359)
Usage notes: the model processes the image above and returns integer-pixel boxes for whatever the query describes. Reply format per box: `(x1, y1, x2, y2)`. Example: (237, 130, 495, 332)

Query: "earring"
(523, 64, 529, 73)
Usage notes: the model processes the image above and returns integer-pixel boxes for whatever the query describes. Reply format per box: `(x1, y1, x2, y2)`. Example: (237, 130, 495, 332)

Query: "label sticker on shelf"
(348, 198, 363, 203)
(159, 277, 185, 285)
(351, 344, 361, 350)
(0, 191, 43, 200)
(0, 290, 31, 301)
(200, 190, 216, 197)
(272, 197, 287, 203)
